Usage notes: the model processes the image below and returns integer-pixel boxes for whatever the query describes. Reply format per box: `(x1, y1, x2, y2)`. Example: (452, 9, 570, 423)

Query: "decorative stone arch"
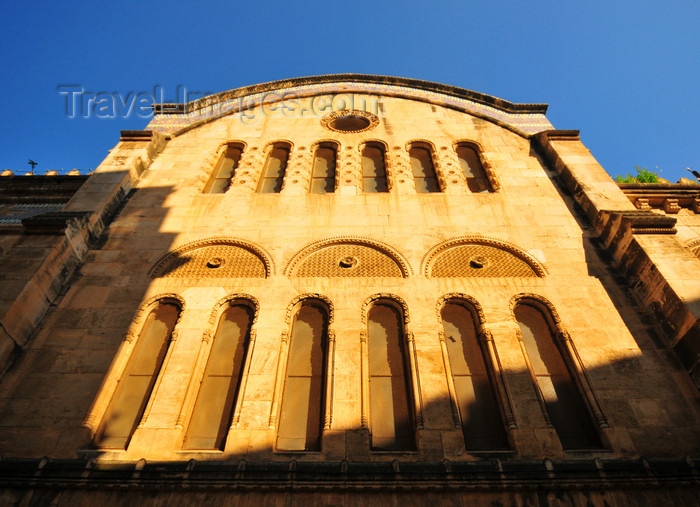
(509, 292, 610, 443)
(285, 237, 411, 278)
(436, 292, 487, 327)
(175, 293, 260, 435)
(124, 293, 186, 343)
(207, 293, 260, 328)
(509, 293, 562, 330)
(359, 292, 423, 437)
(451, 139, 501, 191)
(284, 293, 335, 325)
(149, 237, 274, 279)
(360, 292, 411, 327)
(436, 293, 518, 435)
(406, 139, 445, 192)
(83, 292, 185, 436)
(358, 139, 391, 192)
(199, 140, 248, 193)
(423, 236, 546, 278)
(687, 238, 700, 259)
(261, 138, 294, 152)
(269, 293, 336, 433)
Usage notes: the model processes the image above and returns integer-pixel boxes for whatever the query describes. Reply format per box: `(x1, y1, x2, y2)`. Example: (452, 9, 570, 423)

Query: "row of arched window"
(94, 295, 605, 454)
(204, 142, 494, 194)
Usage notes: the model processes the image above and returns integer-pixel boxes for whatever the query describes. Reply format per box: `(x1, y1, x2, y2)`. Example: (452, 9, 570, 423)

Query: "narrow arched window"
(362, 144, 388, 193)
(409, 145, 440, 193)
(96, 302, 180, 448)
(277, 302, 328, 451)
(183, 303, 253, 450)
(368, 302, 415, 450)
(204, 145, 243, 193)
(311, 144, 337, 193)
(441, 302, 509, 450)
(514, 303, 601, 450)
(258, 144, 289, 193)
(456, 145, 492, 193)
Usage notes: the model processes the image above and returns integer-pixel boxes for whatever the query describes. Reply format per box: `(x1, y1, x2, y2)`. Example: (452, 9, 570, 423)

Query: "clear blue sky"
(1, 1, 698, 182)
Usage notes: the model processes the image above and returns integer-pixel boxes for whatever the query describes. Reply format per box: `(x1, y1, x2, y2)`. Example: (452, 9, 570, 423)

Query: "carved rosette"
(389, 146, 415, 193)
(436, 145, 466, 192)
(232, 146, 263, 191)
(339, 145, 362, 188)
(283, 146, 313, 192)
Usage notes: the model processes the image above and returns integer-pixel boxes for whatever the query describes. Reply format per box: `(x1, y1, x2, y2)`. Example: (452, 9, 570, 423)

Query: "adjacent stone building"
(1, 75, 699, 504)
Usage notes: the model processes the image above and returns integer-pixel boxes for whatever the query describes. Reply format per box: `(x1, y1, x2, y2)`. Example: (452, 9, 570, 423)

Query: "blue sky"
(1, 1, 698, 182)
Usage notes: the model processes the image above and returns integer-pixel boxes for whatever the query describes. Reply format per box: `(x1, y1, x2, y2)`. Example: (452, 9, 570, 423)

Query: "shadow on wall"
(0, 182, 178, 458)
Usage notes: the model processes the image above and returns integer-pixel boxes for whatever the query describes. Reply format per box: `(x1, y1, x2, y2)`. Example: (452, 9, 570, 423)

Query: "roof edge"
(153, 74, 549, 116)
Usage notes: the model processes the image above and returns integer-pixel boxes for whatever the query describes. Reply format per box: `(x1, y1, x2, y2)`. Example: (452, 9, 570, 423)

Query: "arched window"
(368, 302, 415, 450)
(362, 144, 388, 193)
(456, 144, 492, 193)
(96, 301, 180, 448)
(204, 144, 243, 193)
(310, 144, 337, 193)
(277, 301, 329, 451)
(441, 302, 509, 450)
(183, 303, 253, 450)
(409, 144, 440, 193)
(258, 144, 290, 193)
(514, 302, 601, 450)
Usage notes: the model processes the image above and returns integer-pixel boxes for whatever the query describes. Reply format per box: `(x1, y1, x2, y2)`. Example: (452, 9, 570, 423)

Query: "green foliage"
(614, 165, 660, 183)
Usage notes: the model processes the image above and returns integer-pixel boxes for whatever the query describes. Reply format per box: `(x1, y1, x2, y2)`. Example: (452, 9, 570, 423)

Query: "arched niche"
(423, 237, 545, 278)
(149, 237, 274, 279)
(286, 237, 410, 278)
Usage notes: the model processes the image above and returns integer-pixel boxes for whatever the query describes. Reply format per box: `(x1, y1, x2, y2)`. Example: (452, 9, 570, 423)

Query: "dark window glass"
(277, 304, 327, 451)
(409, 146, 440, 193)
(441, 303, 509, 450)
(205, 146, 243, 193)
(183, 304, 252, 450)
(515, 304, 601, 450)
(96, 303, 179, 448)
(258, 146, 289, 193)
(368, 303, 414, 450)
(456, 145, 492, 193)
(311, 146, 337, 193)
(362, 145, 388, 193)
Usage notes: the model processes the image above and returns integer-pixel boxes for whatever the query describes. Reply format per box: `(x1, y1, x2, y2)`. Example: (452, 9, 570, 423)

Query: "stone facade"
(0, 75, 699, 503)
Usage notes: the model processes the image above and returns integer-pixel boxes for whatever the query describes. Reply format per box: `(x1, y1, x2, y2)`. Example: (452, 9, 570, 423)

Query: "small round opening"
(469, 256, 488, 269)
(339, 256, 359, 269)
(330, 115, 371, 132)
(206, 257, 224, 269)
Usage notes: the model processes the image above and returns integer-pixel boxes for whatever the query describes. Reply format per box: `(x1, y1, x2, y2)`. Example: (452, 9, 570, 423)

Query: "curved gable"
(147, 74, 552, 138)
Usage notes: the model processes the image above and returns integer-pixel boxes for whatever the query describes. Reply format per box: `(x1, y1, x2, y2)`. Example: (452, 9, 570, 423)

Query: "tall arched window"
(96, 301, 180, 448)
(514, 302, 601, 450)
(368, 302, 415, 450)
(409, 144, 440, 193)
(183, 303, 253, 450)
(362, 144, 388, 193)
(277, 301, 329, 451)
(441, 302, 509, 450)
(258, 144, 290, 193)
(310, 143, 337, 193)
(204, 144, 243, 193)
(455, 144, 492, 193)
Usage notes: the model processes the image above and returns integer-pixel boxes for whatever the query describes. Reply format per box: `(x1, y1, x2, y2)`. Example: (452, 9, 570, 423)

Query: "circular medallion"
(321, 109, 379, 133)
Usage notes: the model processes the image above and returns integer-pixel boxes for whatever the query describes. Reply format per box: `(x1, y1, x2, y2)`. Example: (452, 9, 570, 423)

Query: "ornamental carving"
(423, 236, 545, 278)
(286, 237, 411, 278)
(149, 237, 273, 278)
